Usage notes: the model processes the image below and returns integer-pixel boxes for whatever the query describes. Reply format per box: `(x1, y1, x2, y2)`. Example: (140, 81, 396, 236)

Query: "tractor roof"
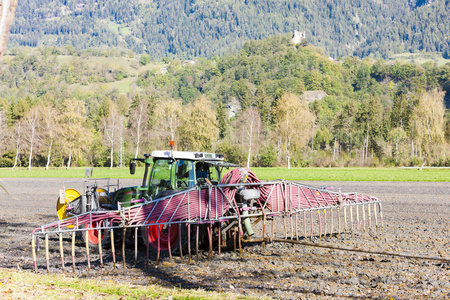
(151, 150, 225, 161)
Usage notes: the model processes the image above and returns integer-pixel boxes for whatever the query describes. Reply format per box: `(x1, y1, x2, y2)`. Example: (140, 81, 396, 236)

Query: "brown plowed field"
(0, 178, 449, 299)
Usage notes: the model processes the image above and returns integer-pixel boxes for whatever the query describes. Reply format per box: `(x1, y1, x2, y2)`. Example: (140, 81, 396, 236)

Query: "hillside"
(8, 0, 450, 59)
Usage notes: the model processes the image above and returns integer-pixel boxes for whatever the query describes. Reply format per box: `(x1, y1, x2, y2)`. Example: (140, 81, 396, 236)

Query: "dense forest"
(8, 0, 450, 59)
(1, 36, 449, 169)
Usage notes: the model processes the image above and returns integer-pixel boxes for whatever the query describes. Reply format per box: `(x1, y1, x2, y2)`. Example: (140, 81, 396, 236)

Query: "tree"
(59, 98, 90, 169)
(23, 106, 39, 170)
(178, 96, 218, 151)
(235, 107, 263, 168)
(153, 98, 182, 148)
(10, 120, 22, 170)
(412, 89, 446, 161)
(128, 95, 150, 158)
(389, 127, 407, 164)
(275, 93, 315, 168)
(39, 104, 59, 170)
(102, 102, 121, 169)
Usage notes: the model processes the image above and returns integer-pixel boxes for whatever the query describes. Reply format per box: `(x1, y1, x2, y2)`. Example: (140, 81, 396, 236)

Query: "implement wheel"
(143, 220, 179, 254)
(81, 219, 110, 250)
(56, 188, 81, 228)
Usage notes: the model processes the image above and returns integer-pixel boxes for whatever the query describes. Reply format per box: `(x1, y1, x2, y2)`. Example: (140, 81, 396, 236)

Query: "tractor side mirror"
(130, 161, 136, 175)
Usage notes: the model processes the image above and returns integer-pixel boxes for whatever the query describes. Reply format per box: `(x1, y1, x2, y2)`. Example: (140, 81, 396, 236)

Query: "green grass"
(251, 167, 449, 182)
(388, 52, 450, 66)
(0, 268, 248, 300)
(1, 167, 448, 181)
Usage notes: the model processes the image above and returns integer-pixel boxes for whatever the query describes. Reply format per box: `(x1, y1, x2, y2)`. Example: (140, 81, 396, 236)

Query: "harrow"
(31, 150, 383, 273)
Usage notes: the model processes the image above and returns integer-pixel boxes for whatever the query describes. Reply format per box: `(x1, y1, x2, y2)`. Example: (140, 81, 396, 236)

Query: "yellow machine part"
(56, 188, 81, 228)
(97, 188, 109, 205)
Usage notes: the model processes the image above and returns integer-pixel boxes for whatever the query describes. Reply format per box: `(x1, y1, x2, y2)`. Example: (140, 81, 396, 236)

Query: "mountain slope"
(8, 0, 449, 59)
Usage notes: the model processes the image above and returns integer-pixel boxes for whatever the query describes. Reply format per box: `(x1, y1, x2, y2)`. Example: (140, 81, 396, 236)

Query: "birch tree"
(275, 93, 315, 169)
(153, 98, 182, 148)
(102, 102, 121, 169)
(128, 96, 150, 158)
(23, 106, 39, 170)
(236, 107, 263, 168)
(10, 121, 21, 170)
(39, 104, 59, 170)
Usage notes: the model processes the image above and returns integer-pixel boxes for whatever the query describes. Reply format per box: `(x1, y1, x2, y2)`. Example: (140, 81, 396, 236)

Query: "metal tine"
(337, 207, 341, 240)
(218, 223, 221, 257)
(59, 232, 65, 273)
(374, 202, 378, 231)
(179, 223, 184, 262)
(295, 214, 299, 241)
(168, 225, 173, 262)
(187, 224, 192, 263)
(156, 225, 160, 264)
(318, 210, 322, 242)
(32, 235, 37, 272)
(98, 225, 103, 268)
(344, 204, 348, 239)
(362, 204, 366, 232)
(283, 215, 288, 240)
(356, 204, 360, 230)
(45, 233, 50, 273)
(233, 227, 237, 254)
(368, 203, 372, 228)
(122, 227, 127, 269)
(271, 217, 275, 251)
(290, 215, 293, 242)
(110, 228, 116, 270)
(208, 223, 213, 260)
(238, 226, 242, 256)
(85, 230, 91, 271)
(196, 225, 199, 263)
(310, 211, 313, 241)
(134, 227, 138, 266)
(146, 226, 149, 268)
(324, 209, 327, 239)
(350, 205, 354, 238)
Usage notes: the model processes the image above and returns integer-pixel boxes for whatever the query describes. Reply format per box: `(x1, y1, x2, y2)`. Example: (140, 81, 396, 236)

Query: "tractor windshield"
(148, 159, 195, 199)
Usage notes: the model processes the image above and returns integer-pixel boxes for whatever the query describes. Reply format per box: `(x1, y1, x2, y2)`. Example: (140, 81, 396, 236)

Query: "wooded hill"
(0, 35, 449, 169)
(8, 0, 450, 60)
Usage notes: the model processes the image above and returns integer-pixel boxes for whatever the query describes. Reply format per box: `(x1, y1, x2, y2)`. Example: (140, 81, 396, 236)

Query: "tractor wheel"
(81, 219, 110, 250)
(56, 188, 81, 228)
(142, 220, 180, 255)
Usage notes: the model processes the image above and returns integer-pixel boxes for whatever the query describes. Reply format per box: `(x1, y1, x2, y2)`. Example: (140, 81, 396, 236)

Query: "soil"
(0, 178, 449, 299)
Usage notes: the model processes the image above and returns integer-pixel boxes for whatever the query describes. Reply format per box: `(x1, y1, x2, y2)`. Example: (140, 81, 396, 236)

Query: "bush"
(257, 146, 277, 167)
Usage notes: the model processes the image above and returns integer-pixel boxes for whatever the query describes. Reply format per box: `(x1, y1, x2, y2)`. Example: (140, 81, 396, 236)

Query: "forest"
(8, 0, 450, 60)
(0, 35, 449, 169)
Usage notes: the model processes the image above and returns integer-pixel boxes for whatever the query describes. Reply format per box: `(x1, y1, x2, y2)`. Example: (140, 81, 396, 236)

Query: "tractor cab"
(146, 150, 238, 200)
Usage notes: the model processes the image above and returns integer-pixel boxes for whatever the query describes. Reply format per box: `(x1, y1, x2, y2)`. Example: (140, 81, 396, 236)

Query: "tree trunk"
(12, 139, 19, 170)
(67, 147, 72, 170)
(45, 137, 52, 170)
(110, 144, 114, 169)
(27, 123, 36, 171)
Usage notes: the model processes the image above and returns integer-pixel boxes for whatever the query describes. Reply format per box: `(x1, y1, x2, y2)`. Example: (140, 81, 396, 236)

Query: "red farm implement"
(31, 149, 383, 273)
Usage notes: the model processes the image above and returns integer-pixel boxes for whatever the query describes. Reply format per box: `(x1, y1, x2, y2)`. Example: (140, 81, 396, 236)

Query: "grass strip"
(0, 167, 448, 181)
(0, 268, 249, 300)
